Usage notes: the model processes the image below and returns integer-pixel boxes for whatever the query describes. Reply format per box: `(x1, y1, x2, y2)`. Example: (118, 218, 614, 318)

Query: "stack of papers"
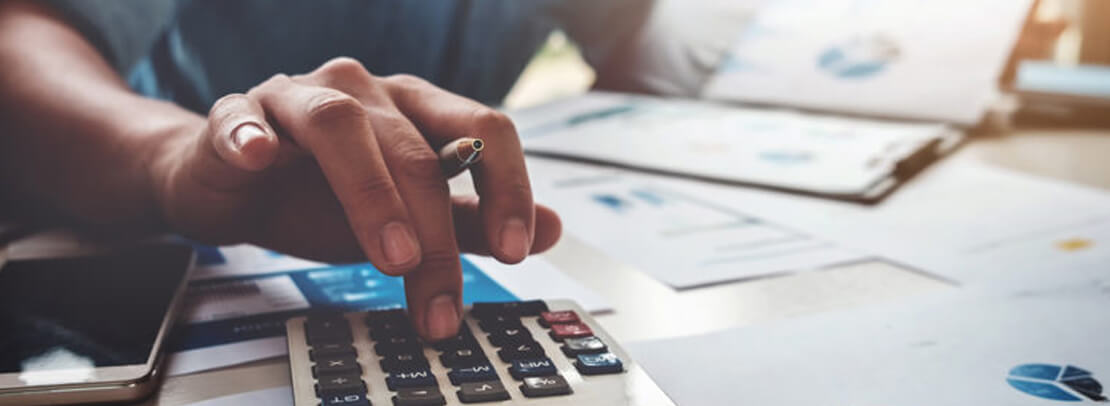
(527, 157, 869, 288)
(515, 92, 958, 200)
(702, 0, 1034, 124)
(627, 273, 1110, 405)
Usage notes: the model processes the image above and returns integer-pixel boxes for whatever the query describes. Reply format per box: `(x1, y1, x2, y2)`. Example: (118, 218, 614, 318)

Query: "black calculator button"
(391, 386, 446, 406)
(447, 364, 498, 385)
(438, 347, 487, 369)
(313, 356, 362, 377)
(321, 392, 371, 406)
(306, 318, 353, 346)
(470, 300, 548, 319)
(457, 380, 511, 403)
(520, 375, 572, 398)
(561, 336, 608, 356)
(369, 321, 416, 342)
(375, 336, 422, 356)
(386, 369, 438, 391)
(311, 343, 358, 361)
(380, 352, 430, 372)
(487, 327, 532, 347)
(431, 328, 477, 352)
(365, 308, 407, 325)
(316, 374, 367, 398)
(497, 341, 545, 362)
(574, 352, 624, 375)
(508, 358, 557, 380)
(477, 315, 521, 332)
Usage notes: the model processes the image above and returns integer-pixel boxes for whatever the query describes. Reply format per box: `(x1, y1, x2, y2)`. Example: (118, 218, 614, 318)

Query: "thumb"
(186, 93, 280, 190)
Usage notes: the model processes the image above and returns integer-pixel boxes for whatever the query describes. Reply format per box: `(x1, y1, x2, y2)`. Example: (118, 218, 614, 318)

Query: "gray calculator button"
(520, 375, 572, 398)
(457, 380, 511, 403)
(561, 336, 608, 356)
(391, 386, 446, 406)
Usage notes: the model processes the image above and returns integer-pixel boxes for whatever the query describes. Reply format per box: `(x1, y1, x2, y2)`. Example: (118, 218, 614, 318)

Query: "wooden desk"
(6, 128, 1108, 405)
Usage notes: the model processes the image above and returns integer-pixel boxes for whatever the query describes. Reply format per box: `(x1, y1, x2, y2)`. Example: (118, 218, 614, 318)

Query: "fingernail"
(426, 294, 459, 340)
(380, 222, 419, 267)
(499, 217, 530, 260)
(232, 123, 268, 150)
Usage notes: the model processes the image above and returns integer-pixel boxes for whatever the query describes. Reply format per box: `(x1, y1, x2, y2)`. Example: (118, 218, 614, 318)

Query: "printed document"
(702, 0, 1033, 124)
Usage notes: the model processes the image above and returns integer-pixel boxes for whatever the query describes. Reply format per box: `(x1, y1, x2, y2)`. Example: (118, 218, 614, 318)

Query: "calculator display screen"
(0, 245, 193, 376)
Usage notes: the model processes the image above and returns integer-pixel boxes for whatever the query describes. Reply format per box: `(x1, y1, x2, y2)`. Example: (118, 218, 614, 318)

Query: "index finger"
(248, 75, 424, 275)
(383, 75, 535, 264)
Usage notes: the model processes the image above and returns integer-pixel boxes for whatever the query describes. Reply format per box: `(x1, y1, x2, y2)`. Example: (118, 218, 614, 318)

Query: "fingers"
(186, 94, 280, 191)
(307, 59, 465, 341)
(384, 74, 536, 264)
(375, 116, 464, 341)
(452, 196, 562, 256)
(248, 74, 423, 275)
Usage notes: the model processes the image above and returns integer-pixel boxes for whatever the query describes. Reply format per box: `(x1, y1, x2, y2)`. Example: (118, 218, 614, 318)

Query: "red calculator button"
(549, 323, 593, 340)
(539, 311, 580, 327)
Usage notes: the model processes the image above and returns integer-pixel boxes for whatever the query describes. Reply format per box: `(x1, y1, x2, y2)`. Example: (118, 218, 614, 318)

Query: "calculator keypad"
(291, 300, 634, 405)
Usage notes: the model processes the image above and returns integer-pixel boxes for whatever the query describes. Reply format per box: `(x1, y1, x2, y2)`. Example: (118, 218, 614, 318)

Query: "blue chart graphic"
(817, 34, 900, 79)
(1007, 364, 1106, 402)
(172, 256, 516, 351)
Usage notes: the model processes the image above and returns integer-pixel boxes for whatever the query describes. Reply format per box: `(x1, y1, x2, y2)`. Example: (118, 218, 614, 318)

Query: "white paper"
(527, 157, 870, 288)
(515, 92, 953, 196)
(628, 278, 1110, 405)
(661, 159, 1110, 285)
(464, 254, 610, 312)
(185, 386, 293, 406)
(702, 0, 1033, 124)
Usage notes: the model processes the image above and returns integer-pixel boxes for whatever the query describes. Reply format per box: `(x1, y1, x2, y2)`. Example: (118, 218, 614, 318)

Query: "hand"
(150, 57, 561, 340)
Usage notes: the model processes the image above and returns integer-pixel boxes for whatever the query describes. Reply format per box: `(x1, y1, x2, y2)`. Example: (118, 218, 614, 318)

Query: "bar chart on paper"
(529, 158, 868, 289)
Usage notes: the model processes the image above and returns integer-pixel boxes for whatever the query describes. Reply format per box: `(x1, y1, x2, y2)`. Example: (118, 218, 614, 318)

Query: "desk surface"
(10, 128, 1110, 406)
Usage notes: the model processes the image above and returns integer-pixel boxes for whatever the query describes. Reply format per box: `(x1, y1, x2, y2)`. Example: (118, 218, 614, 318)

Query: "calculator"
(285, 300, 674, 405)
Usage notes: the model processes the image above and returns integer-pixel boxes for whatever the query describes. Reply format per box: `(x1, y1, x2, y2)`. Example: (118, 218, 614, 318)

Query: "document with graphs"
(702, 0, 1033, 124)
(513, 92, 960, 203)
(628, 275, 1110, 405)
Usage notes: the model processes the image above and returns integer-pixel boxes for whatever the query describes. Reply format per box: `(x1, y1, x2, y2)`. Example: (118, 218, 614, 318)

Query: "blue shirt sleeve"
(42, 0, 181, 73)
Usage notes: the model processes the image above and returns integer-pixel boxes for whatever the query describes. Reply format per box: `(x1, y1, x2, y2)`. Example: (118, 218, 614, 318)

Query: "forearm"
(0, 1, 200, 231)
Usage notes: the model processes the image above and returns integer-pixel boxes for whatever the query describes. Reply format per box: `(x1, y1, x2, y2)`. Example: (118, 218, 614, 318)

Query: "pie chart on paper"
(1007, 364, 1106, 402)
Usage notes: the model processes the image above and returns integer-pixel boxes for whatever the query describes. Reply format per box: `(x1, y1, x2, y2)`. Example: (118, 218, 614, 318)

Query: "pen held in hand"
(438, 137, 484, 178)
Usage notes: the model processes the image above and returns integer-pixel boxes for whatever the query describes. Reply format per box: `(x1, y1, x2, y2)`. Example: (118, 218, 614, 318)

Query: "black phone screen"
(0, 244, 193, 374)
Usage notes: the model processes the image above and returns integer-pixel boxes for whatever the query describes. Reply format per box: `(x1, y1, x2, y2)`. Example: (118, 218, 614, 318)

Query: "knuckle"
(208, 93, 251, 121)
(419, 249, 461, 270)
(470, 109, 516, 136)
(304, 91, 367, 128)
(393, 140, 443, 181)
(249, 73, 292, 95)
(316, 57, 373, 82)
(345, 175, 400, 208)
(384, 73, 429, 89)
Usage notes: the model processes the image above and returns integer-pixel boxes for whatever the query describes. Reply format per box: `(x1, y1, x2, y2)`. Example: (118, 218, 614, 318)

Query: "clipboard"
(512, 92, 963, 204)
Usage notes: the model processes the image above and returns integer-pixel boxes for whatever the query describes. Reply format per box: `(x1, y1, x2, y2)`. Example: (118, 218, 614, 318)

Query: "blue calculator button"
(509, 358, 558, 380)
(448, 363, 498, 385)
(386, 369, 438, 390)
(575, 352, 623, 375)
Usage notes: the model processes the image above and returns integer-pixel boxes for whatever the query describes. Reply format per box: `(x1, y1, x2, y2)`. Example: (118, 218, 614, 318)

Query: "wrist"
(134, 110, 207, 232)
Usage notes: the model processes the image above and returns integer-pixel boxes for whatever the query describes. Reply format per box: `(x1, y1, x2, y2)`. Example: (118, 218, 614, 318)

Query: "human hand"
(150, 58, 561, 340)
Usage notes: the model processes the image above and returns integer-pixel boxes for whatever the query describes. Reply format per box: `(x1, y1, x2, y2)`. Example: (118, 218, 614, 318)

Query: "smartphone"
(0, 243, 195, 405)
